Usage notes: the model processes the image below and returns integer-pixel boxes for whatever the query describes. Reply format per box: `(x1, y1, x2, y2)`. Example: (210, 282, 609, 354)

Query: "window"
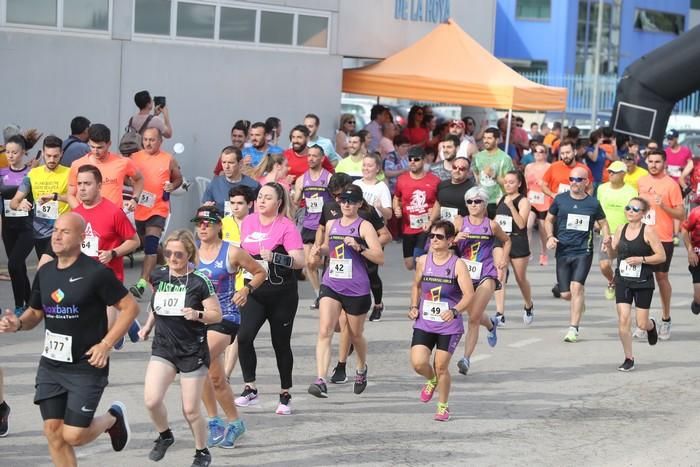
(575, 0, 620, 75)
(134, 0, 171, 36)
(63, 0, 108, 31)
(693, 0, 700, 10)
(516, 0, 550, 20)
(6, 0, 57, 27)
(260, 11, 293, 45)
(220, 7, 256, 42)
(177, 2, 215, 39)
(297, 15, 328, 48)
(634, 9, 685, 35)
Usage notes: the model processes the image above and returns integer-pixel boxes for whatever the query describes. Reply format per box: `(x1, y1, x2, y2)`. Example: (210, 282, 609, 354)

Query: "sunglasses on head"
(625, 205, 642, 213)
(164, 249, 186, 260)
(466, 199, 484, 205)
(569, 176, 586, 183)
(408, 156, 423, 162)
(428, 233, 446, 240)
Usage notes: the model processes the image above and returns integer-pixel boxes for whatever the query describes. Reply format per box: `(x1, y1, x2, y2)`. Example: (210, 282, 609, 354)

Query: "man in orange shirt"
(541, 140, 593, 198)
(67, 124, 144, 210)
(128, 128, 182, 299)
(636, 150, 684, 341)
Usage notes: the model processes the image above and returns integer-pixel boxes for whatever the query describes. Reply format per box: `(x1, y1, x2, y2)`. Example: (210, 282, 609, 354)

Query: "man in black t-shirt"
(0, 213, 140, 465)
(428, 156, 474, 227)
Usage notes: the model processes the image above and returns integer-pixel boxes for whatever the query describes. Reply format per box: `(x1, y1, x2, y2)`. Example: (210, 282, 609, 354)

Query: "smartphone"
(154, 96, 166, 108)
(272, 253, 293, 268)
(35, 149, 42, 161)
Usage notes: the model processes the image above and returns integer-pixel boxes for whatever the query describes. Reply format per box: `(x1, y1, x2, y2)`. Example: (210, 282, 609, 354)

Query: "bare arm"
(408, 255, 425, 319)
(357, 220, 384, 265)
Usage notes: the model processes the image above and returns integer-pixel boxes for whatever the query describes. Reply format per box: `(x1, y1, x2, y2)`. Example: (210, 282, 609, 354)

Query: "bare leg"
(410, 345, 434, 380)
(44, 419, 77, 467)
(617, 303, 633, 359)
(207, 332, 240, 422)
(569, 282, 585, 327)
(224, 338, 238, 380)
(655, 271, 672, 320)
(304, 244, 321, 297)
(493, 247, 506, 316)
(511, 257, 533, 307)
(336, 312, 351, 363)
(599, 258, 614, 286)
(463, 281, 496, 358)
(144, 359, 177, 432)
(345, 313, 368, 371)
(316, 298, 343, 378)
(180, 375, 207, 450)
(433, 350, 453, 404)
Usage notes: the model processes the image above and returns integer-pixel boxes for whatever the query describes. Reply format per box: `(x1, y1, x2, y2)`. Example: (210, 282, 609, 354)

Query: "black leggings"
(367, 261, 382, 305)
(1, 227, 34, 307)
(237, 286, 298, 389)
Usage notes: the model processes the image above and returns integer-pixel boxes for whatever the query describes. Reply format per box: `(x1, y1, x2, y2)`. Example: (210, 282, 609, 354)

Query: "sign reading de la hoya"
(394, 0, 451, 23)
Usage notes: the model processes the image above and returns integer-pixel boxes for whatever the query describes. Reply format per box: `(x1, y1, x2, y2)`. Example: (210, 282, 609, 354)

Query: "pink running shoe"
(434, 404, 450, 422)
(420, 378, 437, 403)
(539, 254, 548, 266)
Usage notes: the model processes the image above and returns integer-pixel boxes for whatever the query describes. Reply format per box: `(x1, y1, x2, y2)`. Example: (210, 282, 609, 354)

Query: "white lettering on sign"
(394, 0, 450, 23)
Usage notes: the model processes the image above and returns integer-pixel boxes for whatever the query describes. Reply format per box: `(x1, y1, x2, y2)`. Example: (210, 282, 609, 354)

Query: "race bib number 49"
(422, 300, 448, 322)
(409, 213, 429, 229)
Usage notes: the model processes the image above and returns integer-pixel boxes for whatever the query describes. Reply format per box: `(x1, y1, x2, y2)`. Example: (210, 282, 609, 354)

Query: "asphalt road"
(1, 239, 699, 467)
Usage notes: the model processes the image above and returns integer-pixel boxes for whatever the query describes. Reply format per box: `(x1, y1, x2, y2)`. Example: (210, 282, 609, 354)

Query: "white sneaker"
(632, 327, 647, 339)
(495, 313, 506, 327)
(658, 320, 671, 341)
(522, 306, 534, 325)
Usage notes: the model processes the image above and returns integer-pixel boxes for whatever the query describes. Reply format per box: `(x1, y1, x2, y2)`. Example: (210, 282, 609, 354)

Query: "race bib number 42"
(329, 258, 352, 279)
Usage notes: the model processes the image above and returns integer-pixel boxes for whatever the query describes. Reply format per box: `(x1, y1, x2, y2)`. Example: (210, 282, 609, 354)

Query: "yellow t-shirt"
(624, 166, 648, 191)
(222, 217, 244, 290)
(27, 165, 71, 215)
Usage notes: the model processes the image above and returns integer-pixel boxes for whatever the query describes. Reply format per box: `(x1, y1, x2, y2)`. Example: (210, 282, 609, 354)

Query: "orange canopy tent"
(342, 19, 567, 111)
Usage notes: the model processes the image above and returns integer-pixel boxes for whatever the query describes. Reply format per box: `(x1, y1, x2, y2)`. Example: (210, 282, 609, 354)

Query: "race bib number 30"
(422, 300, 448, 322)
(153, 290, 186, 316)
(566, 213, 589, 232)
(329, 258, 352, 279)
(42, 330, 73, 363)
(461, 259, 483, 280)
(36, 200, 59, 220)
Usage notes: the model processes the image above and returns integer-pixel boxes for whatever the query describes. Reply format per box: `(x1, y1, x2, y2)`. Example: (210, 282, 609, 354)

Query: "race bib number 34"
(566, 213, 589, 232)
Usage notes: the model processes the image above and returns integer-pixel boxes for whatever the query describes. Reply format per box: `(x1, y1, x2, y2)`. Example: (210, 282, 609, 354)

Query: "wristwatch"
(52, 192, 58, 201)
(245, 283, 255, 293)
(110, 250, 117, 260)
(450, 308, 459, 318)
(198, 311, 204, 320)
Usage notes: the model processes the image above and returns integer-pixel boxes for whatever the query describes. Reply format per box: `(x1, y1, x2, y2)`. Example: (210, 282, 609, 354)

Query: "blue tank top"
(322, 216, 370, 296)
(414, 253, 464, 336)
(457, 216, 497, 281)
(197, 242, 239, 323)
(302, 169, 332, 230)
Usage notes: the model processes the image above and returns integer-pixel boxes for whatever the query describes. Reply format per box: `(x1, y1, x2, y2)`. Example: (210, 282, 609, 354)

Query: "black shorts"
(690, 264, 700, 283)
(411, 328, 462, 354)
(151, 344, 210, 375)
(319, 284, 372, 316)
(615, 286, 654, 309)
(34, 365, 108, 428)
(402, 232, 428, 259)
(531, 207, 547, 220)
(473, 276, 502, 291)
(208, 319, 239, 344)
(654, 242, 674, 273)
(301, 227, 317, 245)
(495, 234, 530, 259)
(555, 255, 593, 292)
(136, 215, 167, 237)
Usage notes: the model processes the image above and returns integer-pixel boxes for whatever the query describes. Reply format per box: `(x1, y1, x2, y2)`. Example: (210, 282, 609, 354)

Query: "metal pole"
(505, 109, 512, 152)
(591, 0, 604, 129)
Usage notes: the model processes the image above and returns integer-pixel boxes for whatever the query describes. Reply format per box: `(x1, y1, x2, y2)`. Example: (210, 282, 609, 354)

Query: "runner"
(428, 155, 473, 226)
(292, 144, 332, 308)
(0, 368, 8, 436)
(202, 146, 260, 215)
(471, 127, 514, 218)
(283, 125, 334, 182)
(307, 185, 384, 398)
(622, 149, 648, 191)
(409, 220, 474, 421)
(681, 204, 700, 315)
(454, 187, 507, 375)
(493, 170, 534, 326)
(523, 142, 552, 265)
(353, 153, 392, 219)
(430, 135, 462, 181)
(140, 229, 222, 467)
(636, 150, 684, 340)
(0, 212, 138, 465)
(545, 166, 610, 342)
(235, 182, 305, 415)
(610, 197, 663, 371)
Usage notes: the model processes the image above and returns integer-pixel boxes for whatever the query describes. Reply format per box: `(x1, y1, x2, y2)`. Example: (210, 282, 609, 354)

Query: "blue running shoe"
(487, 316, 498, 347)
(113, 335, 125, 351)
(457, 357, 470, 375)
(127, 320, 141, 343)
(207, 417, 225, 447)
(219, 419, 246, 449)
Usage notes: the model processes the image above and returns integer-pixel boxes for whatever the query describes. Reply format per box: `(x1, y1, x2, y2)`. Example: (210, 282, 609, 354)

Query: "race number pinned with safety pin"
(153, 289, 187, 316)
(42, 330, 72, 363)
(461, 259, 483, 280)
(566, 213, 589, 232)
(329, 258, 352, 279)
(422, 300, 448, 323)
(619, 259, 641, 278)
(36, 200, 59, 220)
(495, 215, 513, 234)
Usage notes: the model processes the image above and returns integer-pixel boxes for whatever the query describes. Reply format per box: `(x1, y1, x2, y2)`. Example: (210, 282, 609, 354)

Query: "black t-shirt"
(437, 177, 474, 218)
(320, 200, 385, 231)
(29, 254, 128, 375)
(149, 267, 215, 359)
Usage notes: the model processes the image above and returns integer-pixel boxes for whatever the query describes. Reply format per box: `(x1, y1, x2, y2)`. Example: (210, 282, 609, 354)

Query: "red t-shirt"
(73, 198, 137, 282)
(284, 149, 334, 181)
(682, 206, 700, 253)
(401, 127, 430, 147)
(394, 172, 440, 235)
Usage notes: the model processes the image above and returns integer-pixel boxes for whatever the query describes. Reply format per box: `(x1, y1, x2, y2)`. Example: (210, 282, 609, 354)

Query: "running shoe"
(106, 401, 131, 452)
(206, 416, 225, 447)
(234, 385, 259, 407)
(330, 364, 347, 384)
(564, 327, 578, 343)
(618, 358, 635, 372)
(13, 306, 24, 318)
(219, 419, 246, 449)
(129, 278, 148, 299)
(127, 319, 142, 343)
(308, 378, 328, 398)
(354, 366, 368, 394)
(149, 434, 175, 461)
(605, 284, 615, 300)
(632, 327, 647, 339)
(191, 449, 212, 467)
(551, 284, 561, 298)
(658, 320, 671, 341)
(495, 313, 506, 327)
(0, 401, 10, 437)
(420, 377, 437, 403)
(310, 296, 320, 310)
(539, 254, 548, 266)
(647, 318, 658, 346)
(434, 403, 450, 422)
(113, 335, 125, 351)
(523, 304, 534, 326)
(673, 235, 680, 247)
(369, 304, 384, 322)
(692, 301, 700, 315)
(275, 392, 292, 415)
(457, 357, 470, 375)
(487, 316, 498, 347)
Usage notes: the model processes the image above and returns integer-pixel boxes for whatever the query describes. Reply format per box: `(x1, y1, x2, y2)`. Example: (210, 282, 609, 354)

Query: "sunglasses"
(453, 166, 468, 172)
(535, 149, 546, 153)
(408, 157, 423, 162)
(428, 233, 446, 240)
(607, 170, 624, 175)
(164, 249, 186, 260)
(569, 176, 586, 183)
(339, 198, 360, 205)
(466, 199, 484, 205)
(625, 205, 642, 213)
(623, 156, 635, 161)
(196, 220, 217, 227)
(347, 121, 356, 125)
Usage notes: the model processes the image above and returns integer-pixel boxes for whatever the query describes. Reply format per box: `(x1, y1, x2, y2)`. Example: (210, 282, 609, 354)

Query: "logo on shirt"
(85, 223, 95, 237)
(334, 244, 345, 259)
(244, 231, 268, 243)
(408, 190, 427, 213)
(51, 289, 65, 303)
(430, 286, 442, 302)
(215, 260, 224, 269)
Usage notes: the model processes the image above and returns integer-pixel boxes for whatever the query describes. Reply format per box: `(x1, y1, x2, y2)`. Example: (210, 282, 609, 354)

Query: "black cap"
(338, 189, 364, 203)
(190, 206, 222, 223)
(666, 129, 679, 139)
(408, 146, 425, 159)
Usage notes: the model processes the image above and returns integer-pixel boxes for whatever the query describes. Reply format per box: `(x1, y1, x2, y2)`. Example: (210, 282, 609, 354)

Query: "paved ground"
(1, 239, 700, 467)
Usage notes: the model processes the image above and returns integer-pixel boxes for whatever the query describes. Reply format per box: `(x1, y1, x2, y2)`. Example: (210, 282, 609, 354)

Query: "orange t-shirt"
(69, 152, 138, 207)
(542, 161, 593, 195)
(130, 150, 173, 221)
(636, 174, 683, 242)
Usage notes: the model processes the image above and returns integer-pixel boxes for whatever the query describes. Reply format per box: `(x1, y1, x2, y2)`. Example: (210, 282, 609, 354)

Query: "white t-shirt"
(353, 179, 392, 218)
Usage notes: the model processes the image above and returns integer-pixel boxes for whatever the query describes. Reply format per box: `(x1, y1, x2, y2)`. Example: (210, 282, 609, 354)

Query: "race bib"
(619, 259, 641, 278)
(566, 213, 589, 232)
(138, 191, 156, 208)
(422, 300, 449, 323)
(528, 191, 545, 205)
(224, 201, 233, 218)
(557, 183, 571, 194)
(329, 258, 352, 279)
(153, 289, 187, 316)
(642, 209, 656, 226)
(3, 200, 28, 217)
(244, 259, 268, 280)
(461, 259, 483, 280)
(42, 330, 72, 363)
(80, 235, 99, 257)
(409, 213, 429, 229)
(667, 165, 682, 178)
(306, 197, 324, 214)
(495, 214, 513, 234)
(440, 207, 458, 222)
(36, 200, 59, 220)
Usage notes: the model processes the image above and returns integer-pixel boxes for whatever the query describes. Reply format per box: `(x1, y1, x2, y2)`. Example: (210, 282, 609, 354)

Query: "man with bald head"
(545, 166, 610, 343)
(0, 212, 140, 465)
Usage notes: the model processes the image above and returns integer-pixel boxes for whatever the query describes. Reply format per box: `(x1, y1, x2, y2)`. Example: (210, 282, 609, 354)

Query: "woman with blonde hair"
(336, 114, 356, 158)
(253, 152, 291, 190)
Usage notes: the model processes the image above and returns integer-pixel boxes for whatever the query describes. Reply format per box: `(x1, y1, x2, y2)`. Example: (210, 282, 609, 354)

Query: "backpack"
(119, 115, 153, 156)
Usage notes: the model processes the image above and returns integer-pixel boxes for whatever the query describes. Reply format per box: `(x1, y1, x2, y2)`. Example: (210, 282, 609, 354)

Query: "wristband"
(101, 339, 111, 347)
(642, 256, 646, 263)
(110, 249, 117, 260)
(52, 192, 58, 201)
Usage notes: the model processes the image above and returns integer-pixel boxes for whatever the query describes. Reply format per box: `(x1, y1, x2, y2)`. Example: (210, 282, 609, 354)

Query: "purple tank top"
(321, 216, 369, 296)
(414, 253, 464, 336)
(302, 169, 332, 230)
(0, 165, 29, 187)
(457, 216, 497, 281)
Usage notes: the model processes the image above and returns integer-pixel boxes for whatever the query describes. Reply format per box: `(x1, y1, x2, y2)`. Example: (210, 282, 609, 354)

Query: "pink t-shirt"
(665, 145, 692, 181)
(240, 214, 303, 256)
